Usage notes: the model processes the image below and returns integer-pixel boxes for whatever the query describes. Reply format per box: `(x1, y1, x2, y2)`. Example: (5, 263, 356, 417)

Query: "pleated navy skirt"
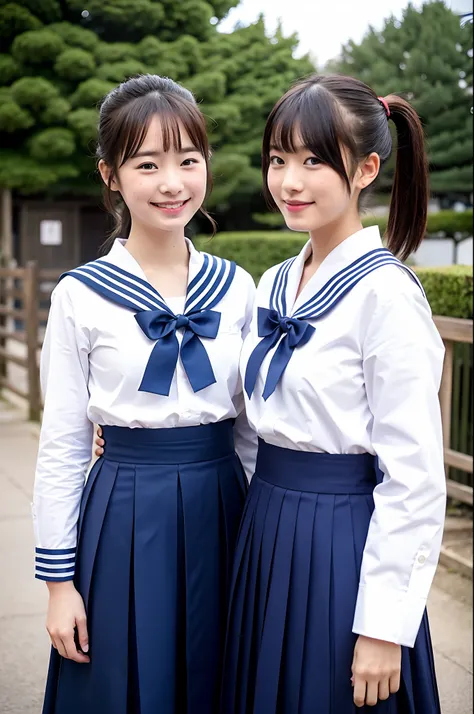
(221, 439, 441, 714)
(42, 420, 247, 714)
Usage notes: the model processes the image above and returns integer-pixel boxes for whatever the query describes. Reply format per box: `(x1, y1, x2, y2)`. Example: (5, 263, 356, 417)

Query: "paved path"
(0, 402, 472, 713)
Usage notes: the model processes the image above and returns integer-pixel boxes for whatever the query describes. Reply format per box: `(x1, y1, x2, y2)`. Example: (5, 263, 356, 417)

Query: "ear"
(356, 152, 380, 190)
(98, 159, 120, 191)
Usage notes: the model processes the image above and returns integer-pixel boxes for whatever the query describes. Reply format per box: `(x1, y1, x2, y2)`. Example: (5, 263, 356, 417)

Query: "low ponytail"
(100, 180, 132, 254)
(384, 94, 429, 262)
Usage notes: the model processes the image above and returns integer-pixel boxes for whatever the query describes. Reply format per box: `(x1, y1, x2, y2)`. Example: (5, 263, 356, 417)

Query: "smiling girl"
(33, 74, 257, 714)
(221, 74, 446, 713)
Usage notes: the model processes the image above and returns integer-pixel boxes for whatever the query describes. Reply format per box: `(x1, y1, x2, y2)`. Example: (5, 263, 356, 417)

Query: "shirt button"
(417, 555, 426, 564)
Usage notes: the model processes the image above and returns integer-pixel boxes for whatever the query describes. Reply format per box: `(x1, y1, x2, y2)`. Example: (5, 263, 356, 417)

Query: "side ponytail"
(384, 94, 429, 262)
(264, 76, 430, 263)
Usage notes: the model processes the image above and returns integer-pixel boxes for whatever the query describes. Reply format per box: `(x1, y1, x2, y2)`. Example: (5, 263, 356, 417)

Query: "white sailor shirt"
(33, 238, 257, 582)
(241, 226, 446, 648)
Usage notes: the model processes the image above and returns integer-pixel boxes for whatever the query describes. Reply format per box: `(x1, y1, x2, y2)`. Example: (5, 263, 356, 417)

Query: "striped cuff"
(35, 547, 76, 582)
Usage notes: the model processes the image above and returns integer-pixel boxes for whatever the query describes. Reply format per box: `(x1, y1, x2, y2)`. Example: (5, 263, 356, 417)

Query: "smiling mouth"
(284, 200, 314, 212)
(150, 199, 191, 209)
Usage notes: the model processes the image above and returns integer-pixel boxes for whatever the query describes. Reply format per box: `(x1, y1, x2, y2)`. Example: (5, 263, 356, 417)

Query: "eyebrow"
(133, 147, 200, 158)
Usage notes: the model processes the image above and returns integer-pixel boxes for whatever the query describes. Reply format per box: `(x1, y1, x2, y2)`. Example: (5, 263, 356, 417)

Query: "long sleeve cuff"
(35, 547, 76, 582)
(352, 582, 427, 648)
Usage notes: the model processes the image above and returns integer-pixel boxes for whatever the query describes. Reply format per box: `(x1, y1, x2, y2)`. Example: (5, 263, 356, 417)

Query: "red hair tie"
(378, 96, 390, 118)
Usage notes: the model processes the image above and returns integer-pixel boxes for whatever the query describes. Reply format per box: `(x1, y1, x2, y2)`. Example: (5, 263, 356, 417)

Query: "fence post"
(24, 261, 41, 421)
(439, 339, 454, 478)
(0, 268, 4, 381)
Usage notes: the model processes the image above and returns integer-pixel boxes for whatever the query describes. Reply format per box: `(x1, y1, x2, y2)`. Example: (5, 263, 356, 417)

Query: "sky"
(218, 0, 473, 65)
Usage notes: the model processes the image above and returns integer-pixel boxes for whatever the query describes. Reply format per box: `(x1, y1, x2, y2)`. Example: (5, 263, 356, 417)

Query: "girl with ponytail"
(222, 74, 445, 713)
(34, 74, 257, 714)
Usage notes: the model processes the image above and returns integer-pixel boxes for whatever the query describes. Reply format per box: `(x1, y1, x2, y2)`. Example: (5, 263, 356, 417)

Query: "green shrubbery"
(362, 210, 473, 238)
(253, 210, 474, 236)
(195, 210, 473, 318)
(413, 266, 473, 318)
(0, 1, 314, 204)
(195, 232, 306, 282)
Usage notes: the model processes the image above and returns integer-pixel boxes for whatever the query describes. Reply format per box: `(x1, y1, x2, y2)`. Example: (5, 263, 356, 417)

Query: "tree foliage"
(327, 1, 473, 198)
(0, 0, 314, 224)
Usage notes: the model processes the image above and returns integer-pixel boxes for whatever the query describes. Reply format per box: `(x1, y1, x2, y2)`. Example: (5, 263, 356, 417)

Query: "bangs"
(263, 84, 358, 194)
(110, 91, 209, 168)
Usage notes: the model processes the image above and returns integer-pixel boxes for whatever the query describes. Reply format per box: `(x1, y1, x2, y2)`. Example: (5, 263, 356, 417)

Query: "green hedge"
(413, 266, 473, 319)
(196, 211, 473, 282)
(252, 209, 473, 236)
(195, 220, 473, 319)
(360, 210, 472, 238)
(195, 232, 306, 282)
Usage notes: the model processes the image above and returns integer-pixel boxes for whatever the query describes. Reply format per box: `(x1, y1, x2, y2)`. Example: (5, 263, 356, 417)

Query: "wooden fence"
(436, 316, 473, 505)
(0, 262, 472, 506)
(0, 262, 61, 421)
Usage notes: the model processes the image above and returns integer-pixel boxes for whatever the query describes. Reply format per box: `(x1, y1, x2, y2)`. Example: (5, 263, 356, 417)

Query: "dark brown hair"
(262, 74, 429, 261)
(97, 74, 216, 250)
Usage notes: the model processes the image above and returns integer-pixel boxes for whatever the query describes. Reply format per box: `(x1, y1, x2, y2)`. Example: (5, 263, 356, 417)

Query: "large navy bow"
(135, 308, 221, 396)
(244, 307, 315, 400)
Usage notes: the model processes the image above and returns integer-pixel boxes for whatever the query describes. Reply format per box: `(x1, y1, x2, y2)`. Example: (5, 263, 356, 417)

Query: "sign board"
(40, 220, 63, 246)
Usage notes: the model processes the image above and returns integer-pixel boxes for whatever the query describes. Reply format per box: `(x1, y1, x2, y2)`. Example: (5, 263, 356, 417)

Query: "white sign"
(40, 220, 62, 246)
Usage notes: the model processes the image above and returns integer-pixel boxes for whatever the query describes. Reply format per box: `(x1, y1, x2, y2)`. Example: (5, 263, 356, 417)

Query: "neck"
(125, 225, 189, 269)
(308, 213, 363, 267)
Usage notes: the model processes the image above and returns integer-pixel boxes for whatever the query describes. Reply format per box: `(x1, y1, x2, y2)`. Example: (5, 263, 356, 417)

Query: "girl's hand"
(94, 425, 104, 457)
(351, 635, 401, 707)
(46, 581, 90, 664)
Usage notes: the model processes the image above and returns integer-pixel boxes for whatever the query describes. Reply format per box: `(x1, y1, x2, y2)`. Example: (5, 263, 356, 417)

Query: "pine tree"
(328, 1, 473, 200)
(0, 0, 314, 228)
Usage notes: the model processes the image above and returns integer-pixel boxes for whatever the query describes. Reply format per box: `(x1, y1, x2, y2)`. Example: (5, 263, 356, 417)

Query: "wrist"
(358, 634, 401, 649)
(46, 580, 76, 595)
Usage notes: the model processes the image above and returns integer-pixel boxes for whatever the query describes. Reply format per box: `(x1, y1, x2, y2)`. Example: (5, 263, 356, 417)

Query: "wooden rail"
(0, 262, 61, 420)
(435, 315, 473, 505)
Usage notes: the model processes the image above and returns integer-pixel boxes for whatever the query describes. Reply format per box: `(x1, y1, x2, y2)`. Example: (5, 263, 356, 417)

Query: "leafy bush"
(194, 232, 306, 282)
(0, 53, 20, 84)
(0, 101, 34, 131)
(254, 210, 473, 236)
(49, 22, 98, 51)
(19, 0, 61, 24)
(11, 76, 58, 110)
(55, 48, 96, 81)
(362, 210, 473, 237)
(187, 71, 227, 103)
(0, 3, 42, 43)
(70, 78, 115, 108)
(93, 41, 138, 64)
(11, 28, 64, 65)
(40, 97, 71, 124)
(413, 266, 473, 318)
(96, 60, 147, 83)
(0, 151, 79, 192)
(67, 108, 98, 148)
(423, 210, 473, 237)
(135, 36, 164, 65)
(195, 222, 473, 319)
(28, 127, 76, 160)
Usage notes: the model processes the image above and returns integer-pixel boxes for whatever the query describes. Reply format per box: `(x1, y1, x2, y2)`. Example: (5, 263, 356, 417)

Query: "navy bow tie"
(60, 253, 237, 398)
(136, 308, 221, 395)
(244, 248, 427, 401)
(244, 307, 315, 400)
